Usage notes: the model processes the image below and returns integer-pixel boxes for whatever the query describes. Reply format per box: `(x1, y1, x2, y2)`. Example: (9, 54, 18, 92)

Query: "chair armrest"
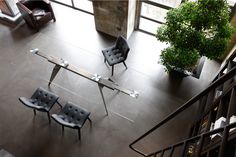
(40, 0, 56, 20)
(17, 2, 32, 14)
(17, 2, 39, 21)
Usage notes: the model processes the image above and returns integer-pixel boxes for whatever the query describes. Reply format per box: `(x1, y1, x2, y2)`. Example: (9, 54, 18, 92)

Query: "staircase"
(129, 50, 236, 157)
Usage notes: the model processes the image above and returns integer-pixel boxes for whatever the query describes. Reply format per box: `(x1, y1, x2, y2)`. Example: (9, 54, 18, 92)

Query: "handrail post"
(218, 126, 229, 157)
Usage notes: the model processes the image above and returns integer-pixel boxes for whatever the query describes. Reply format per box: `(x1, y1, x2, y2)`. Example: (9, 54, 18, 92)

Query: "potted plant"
(156, 0, 234, 76)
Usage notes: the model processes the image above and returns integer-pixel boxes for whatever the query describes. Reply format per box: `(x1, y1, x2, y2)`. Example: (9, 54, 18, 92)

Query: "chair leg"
(104, 58, 106, 63)
(33, 109, 36, 115)
(78, 129, 81, 140)
(123, 61, 128, 69)
(112, 65, 114, 76)
(47, 112, 51, 123)
(62, 125, 64, 132)
(35, 26, 39, 32)
(88, 117, 92, 127)
(57, 101, 63, 108)
(61, 125, 64, 136)
(88, 117, 92, 123)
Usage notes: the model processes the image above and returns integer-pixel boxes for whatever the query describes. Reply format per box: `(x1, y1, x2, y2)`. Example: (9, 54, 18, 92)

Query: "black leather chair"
(51, 102, 91, 140)
(16, 0, 56, 31)
(102, 36, 130, 76)
(19, 87, 61, 123)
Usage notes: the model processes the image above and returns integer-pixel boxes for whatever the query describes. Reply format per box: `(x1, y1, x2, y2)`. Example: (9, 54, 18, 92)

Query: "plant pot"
(191, 56, 206, 79)
(169, 69, 189, 78)
(169, 56, 206, 79)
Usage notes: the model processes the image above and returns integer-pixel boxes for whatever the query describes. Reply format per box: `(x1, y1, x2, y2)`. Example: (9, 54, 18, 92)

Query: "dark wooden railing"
(129, 65, 236, 157)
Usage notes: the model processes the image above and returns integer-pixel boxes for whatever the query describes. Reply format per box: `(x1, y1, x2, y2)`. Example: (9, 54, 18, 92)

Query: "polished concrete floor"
(0, 3, 220, 157)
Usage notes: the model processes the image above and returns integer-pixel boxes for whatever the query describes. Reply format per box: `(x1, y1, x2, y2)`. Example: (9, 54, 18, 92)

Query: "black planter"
(169, 69, 189, 78)
(191, 56, 206, 79)
(169, 57, 206, 79)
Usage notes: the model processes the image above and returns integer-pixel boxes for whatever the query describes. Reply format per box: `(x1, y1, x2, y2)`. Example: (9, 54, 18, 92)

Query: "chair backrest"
(31, 87, 59, 110)
(59, 102, 90, 126)
(18, 0, 49, 11)
(115, 36, 130, 59)
(16, 1, 36, 28)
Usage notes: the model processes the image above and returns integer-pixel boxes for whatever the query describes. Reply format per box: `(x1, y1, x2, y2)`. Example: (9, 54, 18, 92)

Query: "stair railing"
(147, 121, 236, 157)
(212, 49, 236, 82)
(129, 67, 236, 157)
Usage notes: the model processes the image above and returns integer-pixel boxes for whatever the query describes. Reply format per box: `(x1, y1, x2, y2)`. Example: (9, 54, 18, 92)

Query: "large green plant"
(156, 0, 234, 73)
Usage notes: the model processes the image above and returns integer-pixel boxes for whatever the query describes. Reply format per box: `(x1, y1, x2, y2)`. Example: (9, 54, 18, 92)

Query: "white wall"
(127, 0, 136, 39)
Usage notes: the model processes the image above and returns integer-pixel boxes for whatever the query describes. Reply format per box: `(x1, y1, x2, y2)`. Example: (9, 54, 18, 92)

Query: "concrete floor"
(0, 3, 220, 157)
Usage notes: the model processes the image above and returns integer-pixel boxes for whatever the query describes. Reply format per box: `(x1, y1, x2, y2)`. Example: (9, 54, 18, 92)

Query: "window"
(228, 0, 236, 6)
(50, 0, 93, 14)
(139, 17, 162, 35)
(148, 0, 182, 8)
(141, 3, 168, 23)
(138, 0, 182, 35)
(73, 0, 93, 13)
(138, 0, 235, 35)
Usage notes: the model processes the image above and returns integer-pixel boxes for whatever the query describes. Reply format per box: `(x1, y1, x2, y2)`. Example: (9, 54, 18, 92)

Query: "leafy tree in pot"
(156, 0, 234, 73)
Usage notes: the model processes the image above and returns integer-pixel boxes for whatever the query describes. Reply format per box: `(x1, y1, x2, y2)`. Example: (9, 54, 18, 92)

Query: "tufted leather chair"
(19, 87, 61, 123)
(16, 0, 56, 31)
(51, 102, 91, 140)
(102, 36, 130, 76)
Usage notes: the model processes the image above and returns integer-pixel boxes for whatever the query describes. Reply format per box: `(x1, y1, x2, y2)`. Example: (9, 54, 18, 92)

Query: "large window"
(228, 0, 236, 8)
(138, 0, 236, 35)
(138, 0, 182, 35)
(73, 0, 93, 13)
(148, 0, 182, 8)
(51, 0, 93, 14)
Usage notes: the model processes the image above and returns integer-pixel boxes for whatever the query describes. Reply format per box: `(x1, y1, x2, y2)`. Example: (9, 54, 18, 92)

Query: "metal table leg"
(98, 84, 108, 115)
(48, 65, 61, 86)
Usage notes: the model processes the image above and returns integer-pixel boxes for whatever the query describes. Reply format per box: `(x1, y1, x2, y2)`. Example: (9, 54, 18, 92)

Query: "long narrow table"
(30, 48, 139, 115)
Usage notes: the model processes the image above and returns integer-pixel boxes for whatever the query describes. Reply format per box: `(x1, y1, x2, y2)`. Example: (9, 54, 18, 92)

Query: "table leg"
(48, 65, 61, 86)
(98, 84, 108, 115)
